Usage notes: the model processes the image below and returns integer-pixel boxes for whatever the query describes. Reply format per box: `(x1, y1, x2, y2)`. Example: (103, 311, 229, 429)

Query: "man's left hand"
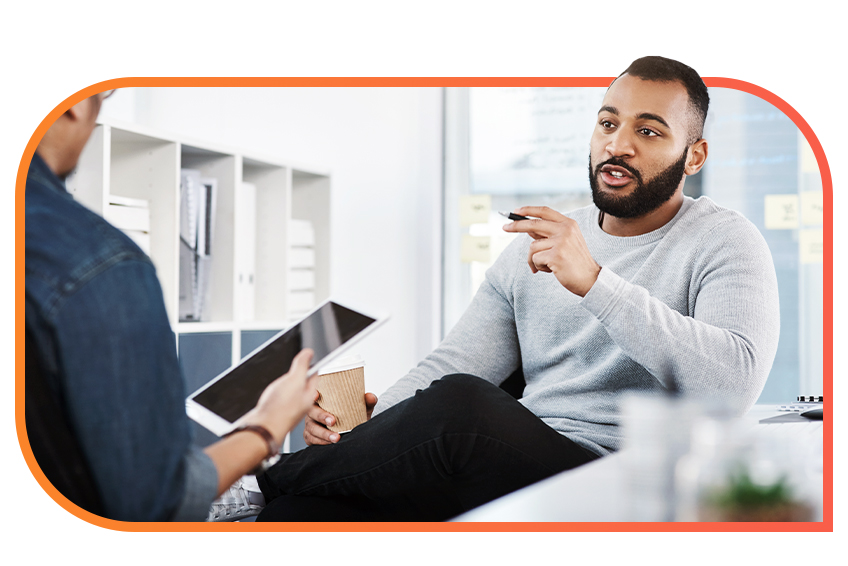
(502, 206, 601, 297)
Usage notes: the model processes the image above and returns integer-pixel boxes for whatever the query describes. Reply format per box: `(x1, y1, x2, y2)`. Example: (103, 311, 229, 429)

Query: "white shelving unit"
(66, 118, 331, 368)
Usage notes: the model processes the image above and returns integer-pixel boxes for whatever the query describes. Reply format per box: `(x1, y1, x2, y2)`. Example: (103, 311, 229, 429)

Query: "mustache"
(594, 157, 643, 184)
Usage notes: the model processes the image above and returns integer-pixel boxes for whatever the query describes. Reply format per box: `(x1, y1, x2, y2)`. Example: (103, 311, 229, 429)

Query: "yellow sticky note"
(800, 136, 818, 173)
(764, 194, 798, 230)
(461, 235, 491, 263)
(799, 229, 823, 264)
(459, 195, 491, 226)
(800, 191, 823, 226)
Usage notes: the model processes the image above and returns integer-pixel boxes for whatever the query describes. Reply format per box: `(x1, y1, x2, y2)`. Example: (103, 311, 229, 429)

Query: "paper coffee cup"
(316, 355, 367, 433)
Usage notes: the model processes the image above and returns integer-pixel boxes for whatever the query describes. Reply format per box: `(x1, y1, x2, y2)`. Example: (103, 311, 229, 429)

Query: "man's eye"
(600, 120, 615, 129)
(638, 127, 659, 137)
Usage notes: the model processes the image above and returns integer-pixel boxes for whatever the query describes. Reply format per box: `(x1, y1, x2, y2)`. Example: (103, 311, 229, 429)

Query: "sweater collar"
(589, 196, 695, 249)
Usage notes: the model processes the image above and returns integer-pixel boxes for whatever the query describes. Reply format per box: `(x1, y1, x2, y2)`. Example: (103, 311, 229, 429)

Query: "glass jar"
(675, 417, 816, 522)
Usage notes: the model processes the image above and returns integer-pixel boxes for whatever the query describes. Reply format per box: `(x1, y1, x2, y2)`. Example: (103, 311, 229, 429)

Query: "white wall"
(100, 87, 444, 397)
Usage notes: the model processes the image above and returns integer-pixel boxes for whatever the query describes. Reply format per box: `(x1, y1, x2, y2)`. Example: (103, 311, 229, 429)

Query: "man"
(25, 90, 318, 521)
(254, 56, 780, 521)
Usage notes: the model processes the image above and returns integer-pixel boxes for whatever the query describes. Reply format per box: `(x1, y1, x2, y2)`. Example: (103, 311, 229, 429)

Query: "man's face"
(50, 95, 103, 179)
(589, 73, 694, 219)
(66, 96, 102, 176)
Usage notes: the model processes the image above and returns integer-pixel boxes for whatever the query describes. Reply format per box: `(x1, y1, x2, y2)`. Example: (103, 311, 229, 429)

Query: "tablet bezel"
(185, 298, 389, 437)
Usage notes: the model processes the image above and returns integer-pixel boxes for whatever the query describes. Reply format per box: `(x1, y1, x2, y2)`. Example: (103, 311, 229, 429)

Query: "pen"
(498, 211, 530, 221)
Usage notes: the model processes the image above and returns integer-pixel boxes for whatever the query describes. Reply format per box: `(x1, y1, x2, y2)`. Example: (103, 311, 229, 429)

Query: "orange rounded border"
(15, 77, 833, 532)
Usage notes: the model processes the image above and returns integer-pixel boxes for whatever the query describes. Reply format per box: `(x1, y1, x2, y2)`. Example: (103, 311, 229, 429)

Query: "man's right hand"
(303, 392, 378, 445)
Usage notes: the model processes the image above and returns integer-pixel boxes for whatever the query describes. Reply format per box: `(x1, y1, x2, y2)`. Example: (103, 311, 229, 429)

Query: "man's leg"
(257, 374, 599, 521)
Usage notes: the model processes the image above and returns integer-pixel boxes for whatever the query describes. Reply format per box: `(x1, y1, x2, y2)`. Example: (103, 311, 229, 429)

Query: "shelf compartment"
(180, 145, 237, 323)
(243, 159, 289, 322)
(110, 127, 180, 323)
(291, 169, 331, 304)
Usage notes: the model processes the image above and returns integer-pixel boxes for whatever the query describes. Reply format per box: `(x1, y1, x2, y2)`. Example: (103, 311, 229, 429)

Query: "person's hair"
(618, 56, 709, 143)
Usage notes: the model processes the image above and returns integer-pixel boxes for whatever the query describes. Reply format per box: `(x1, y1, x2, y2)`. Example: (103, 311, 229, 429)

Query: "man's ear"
(65, 103, 83, 121)
(685, 139, 708, 175)
(64, 97, 97, 122)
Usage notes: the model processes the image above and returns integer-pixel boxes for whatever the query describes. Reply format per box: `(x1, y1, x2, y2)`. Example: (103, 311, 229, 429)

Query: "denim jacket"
(25, 152, 217, 521)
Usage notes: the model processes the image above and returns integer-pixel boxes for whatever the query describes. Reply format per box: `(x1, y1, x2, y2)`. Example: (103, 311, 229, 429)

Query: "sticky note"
(799, 229, 823, 264)
(459, 195, 491, 226)
(800, 136, 818, 173)
(461, 235, 491, 263)
(764, 194, 798, 230)
(800, 191, 823, 226)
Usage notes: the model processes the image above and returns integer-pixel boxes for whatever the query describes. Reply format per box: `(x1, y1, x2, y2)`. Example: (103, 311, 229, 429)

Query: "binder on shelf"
(179, 169, 217, 322)
(180, 170, 199, 251)
(105, 205, 150, 232)
(178, 239, 197, 321)
(106, 195, 151, 254)
(109, 194, 149, 208)
(197, 177, 217, 259)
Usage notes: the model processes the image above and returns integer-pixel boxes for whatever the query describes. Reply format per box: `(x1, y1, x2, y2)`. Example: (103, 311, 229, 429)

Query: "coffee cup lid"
(318, 354, 365, 375)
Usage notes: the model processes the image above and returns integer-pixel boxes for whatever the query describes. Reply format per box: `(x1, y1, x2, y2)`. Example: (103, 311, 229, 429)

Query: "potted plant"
(698, 466, 813, 522)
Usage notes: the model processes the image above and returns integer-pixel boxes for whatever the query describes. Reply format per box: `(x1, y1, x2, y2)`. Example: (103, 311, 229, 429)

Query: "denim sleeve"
(170, 446, 219, 521)
(51, 258, 218, 521)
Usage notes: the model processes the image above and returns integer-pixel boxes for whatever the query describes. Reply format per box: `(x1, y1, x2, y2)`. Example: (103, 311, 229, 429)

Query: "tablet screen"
(191, 301, 377, 423)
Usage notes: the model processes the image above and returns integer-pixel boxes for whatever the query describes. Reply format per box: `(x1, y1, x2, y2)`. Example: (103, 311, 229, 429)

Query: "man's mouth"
(598, 164, 635, 188)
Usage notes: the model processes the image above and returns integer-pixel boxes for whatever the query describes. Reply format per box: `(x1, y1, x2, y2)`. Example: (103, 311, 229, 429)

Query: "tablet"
(186, 298, 388, 436)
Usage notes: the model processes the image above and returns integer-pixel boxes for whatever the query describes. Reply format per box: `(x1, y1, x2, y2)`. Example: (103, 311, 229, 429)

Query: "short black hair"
(618, 56, 709, 143)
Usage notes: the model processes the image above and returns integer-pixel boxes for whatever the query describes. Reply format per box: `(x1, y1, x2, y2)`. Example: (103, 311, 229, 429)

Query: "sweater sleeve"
(373, 238, 525, 415)
(579, 218, 780, 413)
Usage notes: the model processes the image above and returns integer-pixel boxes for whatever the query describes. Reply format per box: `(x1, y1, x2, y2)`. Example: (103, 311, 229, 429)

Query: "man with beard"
(251, 56, 780, 522)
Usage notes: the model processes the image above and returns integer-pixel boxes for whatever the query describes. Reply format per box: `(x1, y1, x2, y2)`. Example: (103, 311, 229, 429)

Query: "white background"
(4, 0, 842, 562)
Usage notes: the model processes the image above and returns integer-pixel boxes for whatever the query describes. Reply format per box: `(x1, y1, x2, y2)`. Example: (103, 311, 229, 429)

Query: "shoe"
(206, 477, 266, 522)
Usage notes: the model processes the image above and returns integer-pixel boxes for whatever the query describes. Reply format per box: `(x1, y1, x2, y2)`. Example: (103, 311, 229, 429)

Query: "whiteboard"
(470, 87, 606, 195)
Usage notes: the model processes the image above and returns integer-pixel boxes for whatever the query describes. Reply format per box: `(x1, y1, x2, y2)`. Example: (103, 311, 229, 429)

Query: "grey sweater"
(373, 196, 780, 456)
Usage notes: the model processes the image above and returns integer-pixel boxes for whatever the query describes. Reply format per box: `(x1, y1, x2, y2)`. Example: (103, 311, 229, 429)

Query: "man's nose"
(605, 129, 637, 158)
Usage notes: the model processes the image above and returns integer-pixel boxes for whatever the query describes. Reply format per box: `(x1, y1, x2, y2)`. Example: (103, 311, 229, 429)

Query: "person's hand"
(303, 392, 378, 445)
(502, 206, 602, 297)
(242, 349, 319, 447)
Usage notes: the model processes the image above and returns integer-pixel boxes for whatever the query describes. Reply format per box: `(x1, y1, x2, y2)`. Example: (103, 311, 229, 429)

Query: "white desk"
(452, 405, 824, 522)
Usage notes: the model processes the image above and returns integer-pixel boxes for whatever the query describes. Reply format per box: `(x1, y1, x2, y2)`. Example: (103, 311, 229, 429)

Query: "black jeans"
(256, 374, 600, 521)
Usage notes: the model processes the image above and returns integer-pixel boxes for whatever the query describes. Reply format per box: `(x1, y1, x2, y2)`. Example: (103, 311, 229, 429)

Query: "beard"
(589, 146, 689, 219)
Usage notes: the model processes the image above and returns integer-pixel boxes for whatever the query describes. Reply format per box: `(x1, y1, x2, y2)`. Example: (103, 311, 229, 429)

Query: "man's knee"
(438, 373, 493, 391)
(407, 373, 513, 429)
(424, 373, 500, 405)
